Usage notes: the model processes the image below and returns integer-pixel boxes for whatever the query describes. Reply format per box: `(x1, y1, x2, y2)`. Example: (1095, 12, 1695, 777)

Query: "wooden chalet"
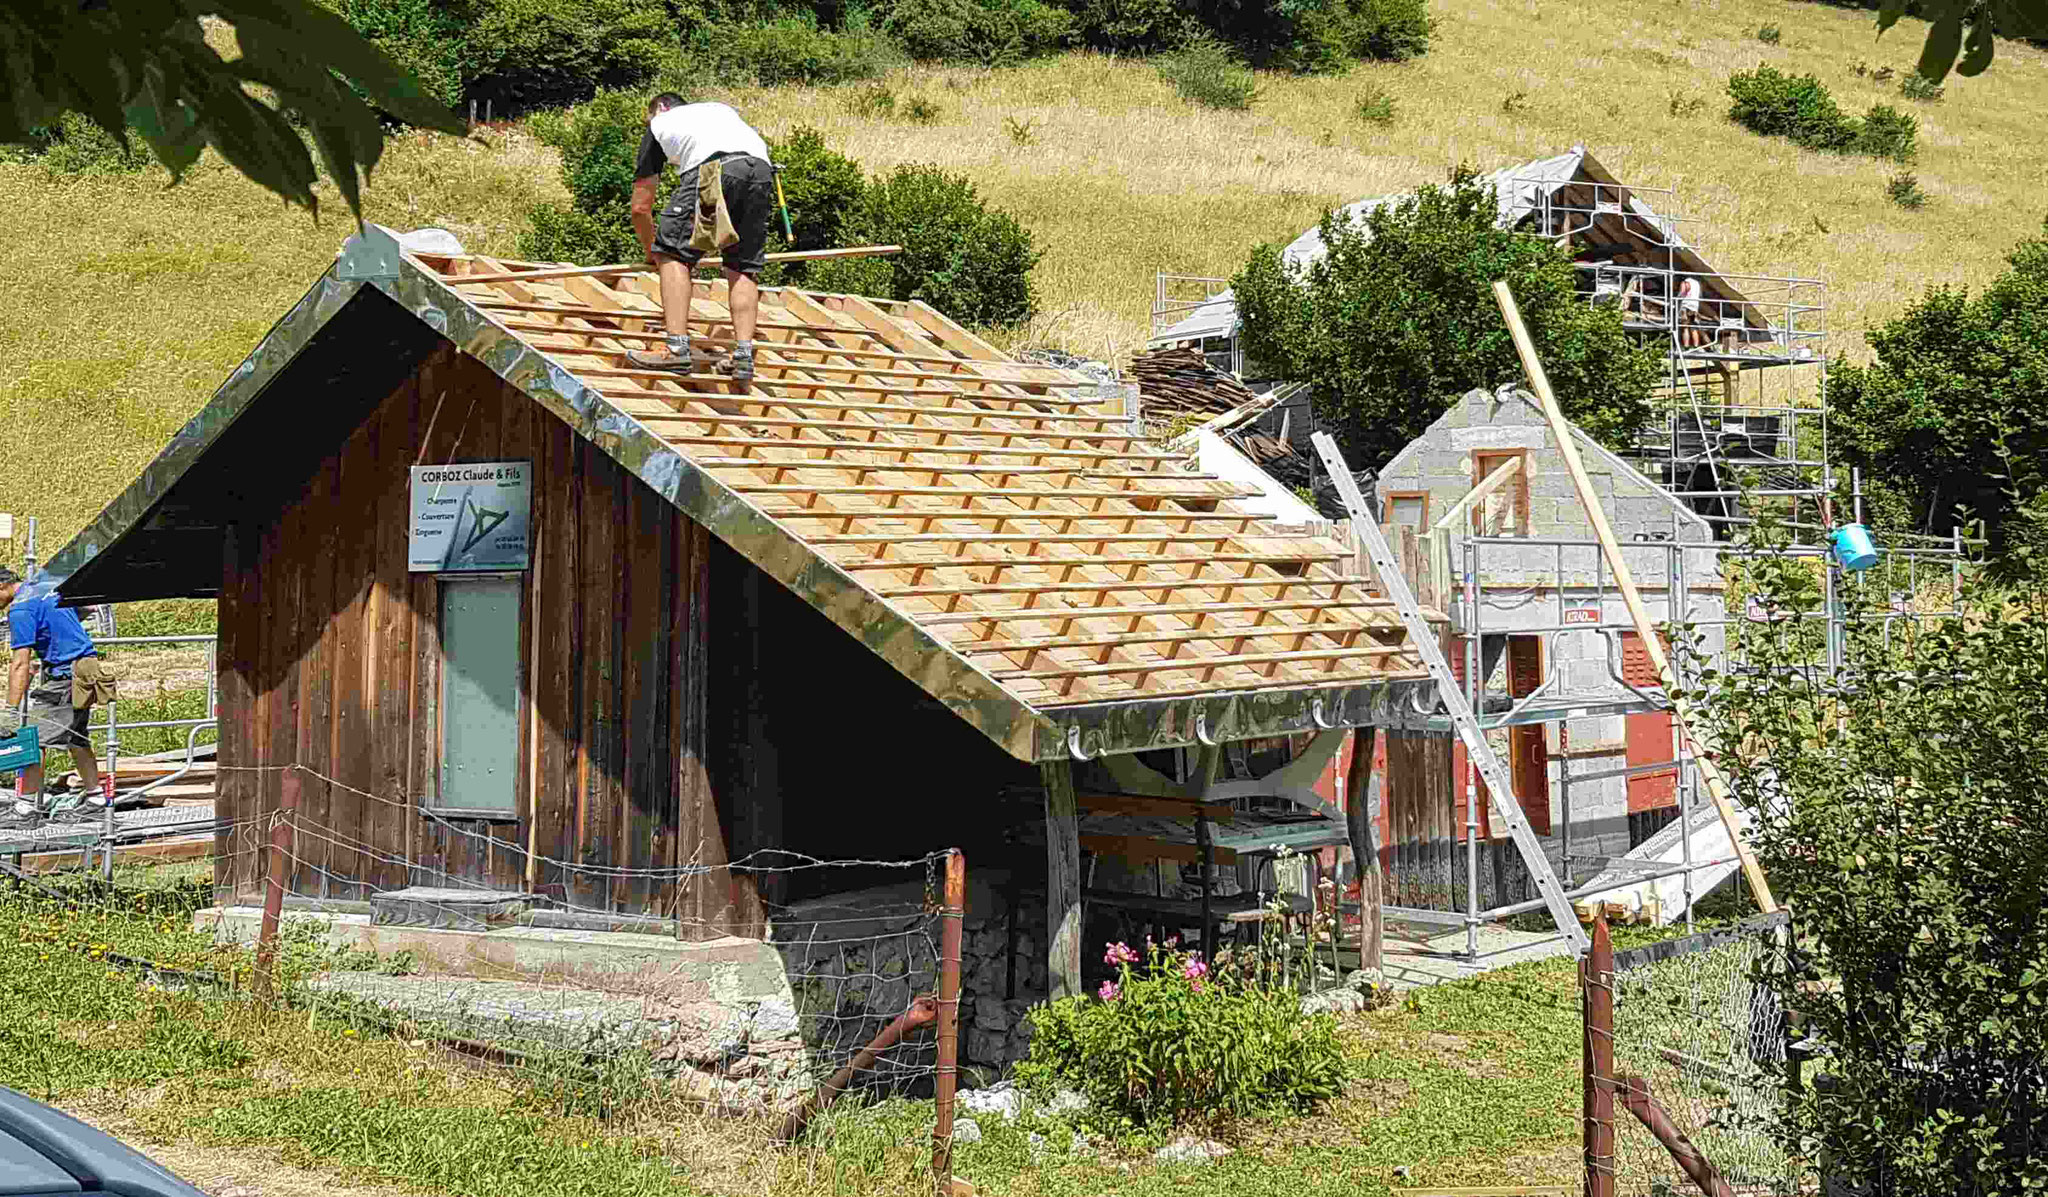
(48, 226, 1448, 994)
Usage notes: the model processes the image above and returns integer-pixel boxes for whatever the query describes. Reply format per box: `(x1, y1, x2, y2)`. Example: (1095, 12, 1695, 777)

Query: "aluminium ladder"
(1311, 431, 1592, 956)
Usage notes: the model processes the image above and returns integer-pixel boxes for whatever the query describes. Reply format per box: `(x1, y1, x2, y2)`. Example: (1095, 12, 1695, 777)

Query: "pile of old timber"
(1129, 347, 1256, 421)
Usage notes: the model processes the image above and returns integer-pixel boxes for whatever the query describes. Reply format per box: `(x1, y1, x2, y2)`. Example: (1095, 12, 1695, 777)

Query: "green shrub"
(1755, 22, 1781, 42)
(1726, 65, 1916, 161)
(809, 162, 1040, 326)
(1198, 0, 1432, 74)
(327, 0, 467, 110)
(1885, 171, 1928, 208)
(693, 12, 905, 85)
(758, 126, 869, 285)
(1698, 566, 2048, 1197)
(1899, 69, 1944, 101)
(1060, 0, 1190, 52)
(1355, 83, 1396, 126)
(1856, 102, 1918, 162)
(3, 113, 154, 176)
(328, 0, 677, 114)
(1156, 38, 1259, 110)
(846, 81, 899, 117)
(1825, 217, 2048, 554)
(1002, 114, 1041, 144)
(884, 0, 1077, 65)
(1726, 65, 1860, 150)
(1015, 940, 1347, 1128)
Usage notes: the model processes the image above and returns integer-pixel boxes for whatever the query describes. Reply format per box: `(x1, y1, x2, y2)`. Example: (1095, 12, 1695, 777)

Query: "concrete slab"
(198, 906, 790, 1003)
(1377, 920, 1578, 990)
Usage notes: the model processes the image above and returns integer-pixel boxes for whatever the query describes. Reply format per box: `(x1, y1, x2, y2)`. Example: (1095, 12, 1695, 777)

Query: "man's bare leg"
(626, 255, 699, 372)
(725, 267, 759, 388)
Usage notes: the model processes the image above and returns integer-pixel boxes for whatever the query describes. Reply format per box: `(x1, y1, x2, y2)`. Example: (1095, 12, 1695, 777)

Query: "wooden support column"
(1041, 760, 1081, 1000)
(1344, 725, 1384, 972)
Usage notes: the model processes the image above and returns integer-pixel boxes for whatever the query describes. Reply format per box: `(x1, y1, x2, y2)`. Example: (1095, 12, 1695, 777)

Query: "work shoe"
(624, 343, 693, 372)
(722, 342, 756, 386)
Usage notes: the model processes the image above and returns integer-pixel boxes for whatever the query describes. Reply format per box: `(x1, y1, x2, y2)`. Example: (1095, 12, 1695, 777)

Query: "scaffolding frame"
(1375, 503, 1971, 953)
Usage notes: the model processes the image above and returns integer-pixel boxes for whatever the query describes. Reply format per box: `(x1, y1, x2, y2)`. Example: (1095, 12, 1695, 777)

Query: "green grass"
(0, 867, 1617, 1196)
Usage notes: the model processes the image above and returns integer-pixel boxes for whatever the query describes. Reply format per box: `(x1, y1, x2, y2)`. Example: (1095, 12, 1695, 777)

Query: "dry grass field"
(3, 0, 2045, 553)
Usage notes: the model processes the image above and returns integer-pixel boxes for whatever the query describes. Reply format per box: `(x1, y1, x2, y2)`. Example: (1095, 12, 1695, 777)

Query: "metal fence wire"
(1587, 910, 1802, 1197)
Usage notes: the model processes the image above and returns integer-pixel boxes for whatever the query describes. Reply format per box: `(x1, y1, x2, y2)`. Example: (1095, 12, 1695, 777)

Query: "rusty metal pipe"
(932, 849, 966, 1195)
(1616, 1076, 1738, 1197)
(778, 995, 939, 1143)
(252, 767, 300, 1002)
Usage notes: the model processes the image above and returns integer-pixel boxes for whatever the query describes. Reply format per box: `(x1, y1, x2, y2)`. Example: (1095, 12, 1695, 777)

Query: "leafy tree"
(1695, 555, 2048, 1196)
(1232, 171, 1663, 470)
(1, 0, 464, 222)
(1825, 218, 2048, 554)
(807, 162, 1041, 327)
(1877, 0, 2048, 83)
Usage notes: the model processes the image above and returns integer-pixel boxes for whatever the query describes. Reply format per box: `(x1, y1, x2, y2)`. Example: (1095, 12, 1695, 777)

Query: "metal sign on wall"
(409, 461, 533, 573)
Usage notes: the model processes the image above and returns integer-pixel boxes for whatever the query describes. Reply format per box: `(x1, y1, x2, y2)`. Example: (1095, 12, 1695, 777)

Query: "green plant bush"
(1726, 64, 1859, 150)
(0, 112, 154, 176)
(1856, 102, 1918, 162)
(1898, 69, 1945, 100)
(692, 12, 905, 84)
(1198, 0, 1432, 73)
(1755, 21, 1781, 42)
(1825, 217, 2048, 555)
(809, 162, 1041, 325)
(1232, 169, 1662, 469)
(884, 0, 1077, 65)
(1885, 171, 1928, 208)
(1156, 38, 1260, 110)
(1725, 65, 1918, 161)
(1059, 0, 1190, 52)
(1016, 940, 1347, 1128)
(328, 0, 678, 114)
(1355, 82, 1396, 126)
(1697, 560, 2048, 1197)
(757, 125, 868, 285)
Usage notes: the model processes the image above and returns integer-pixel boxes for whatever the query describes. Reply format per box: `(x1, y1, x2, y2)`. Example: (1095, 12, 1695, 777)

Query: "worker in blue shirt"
(0, 566, 108, 824)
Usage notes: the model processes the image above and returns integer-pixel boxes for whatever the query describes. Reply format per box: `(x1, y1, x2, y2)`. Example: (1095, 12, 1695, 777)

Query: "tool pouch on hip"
(688, 158, 740, 255)
(70, 657, 117, 709)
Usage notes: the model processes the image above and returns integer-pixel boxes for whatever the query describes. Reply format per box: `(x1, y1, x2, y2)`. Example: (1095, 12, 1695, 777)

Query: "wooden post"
(932, 849, 966, 1195)
(1040, 760, 1082, 1001)
(1617, 1077, 1739, 1197)
(1195, 811, 1215, 964)
(253, 766, 301, 1002)
(1583, 912, 1616, 1197)
(1344, 726, 1384, 972)
(1492, 280, 1778, 915)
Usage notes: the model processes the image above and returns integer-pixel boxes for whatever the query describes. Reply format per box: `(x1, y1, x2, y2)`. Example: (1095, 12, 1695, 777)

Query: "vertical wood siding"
(215, 342, 748, 922)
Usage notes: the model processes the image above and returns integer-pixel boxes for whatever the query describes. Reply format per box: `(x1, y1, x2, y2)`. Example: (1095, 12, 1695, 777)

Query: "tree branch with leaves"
(0, 0, 465, 225)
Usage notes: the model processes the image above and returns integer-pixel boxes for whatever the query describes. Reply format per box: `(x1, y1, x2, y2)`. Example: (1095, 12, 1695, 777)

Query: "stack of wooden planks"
(1128, 346, 1257, 420)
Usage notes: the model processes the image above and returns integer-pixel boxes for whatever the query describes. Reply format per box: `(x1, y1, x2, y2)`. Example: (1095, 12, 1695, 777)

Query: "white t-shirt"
(642, 102, 769, 176)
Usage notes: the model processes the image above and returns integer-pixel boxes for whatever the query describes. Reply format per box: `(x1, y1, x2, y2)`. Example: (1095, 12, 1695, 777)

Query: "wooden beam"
(1041, 760, 1082, 1001)
(1080, 833, 1240, 867)
(1344, 725, 1383, 973)
(446, 245, 904, 286)
(1076, 793, 1233, 820)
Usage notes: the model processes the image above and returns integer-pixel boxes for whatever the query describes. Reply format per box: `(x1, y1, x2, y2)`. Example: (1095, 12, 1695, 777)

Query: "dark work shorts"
(653, 153, 774, 276)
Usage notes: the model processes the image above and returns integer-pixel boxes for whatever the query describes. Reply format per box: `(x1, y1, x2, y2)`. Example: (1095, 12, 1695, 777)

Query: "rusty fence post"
(932, 848, 966, 1196)
(252, 766, 300, 1002)
(1583, 911, 1615, 1197)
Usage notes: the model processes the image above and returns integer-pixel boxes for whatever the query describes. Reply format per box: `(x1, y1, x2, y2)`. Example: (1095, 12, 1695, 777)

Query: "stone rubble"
(1154, 1136, 1235, 1165)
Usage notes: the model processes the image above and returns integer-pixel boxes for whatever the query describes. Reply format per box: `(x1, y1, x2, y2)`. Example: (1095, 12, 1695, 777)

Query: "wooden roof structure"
(50, 226, 1433, 763)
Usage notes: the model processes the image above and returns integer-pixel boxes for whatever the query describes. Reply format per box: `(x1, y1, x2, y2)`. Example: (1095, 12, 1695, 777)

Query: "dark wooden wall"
(214, 342, 768, 931)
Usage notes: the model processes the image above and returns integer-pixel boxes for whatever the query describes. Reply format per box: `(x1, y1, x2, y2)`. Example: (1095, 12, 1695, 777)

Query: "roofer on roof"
(625, 93, 775, 387)
(0, 567, 112, 827)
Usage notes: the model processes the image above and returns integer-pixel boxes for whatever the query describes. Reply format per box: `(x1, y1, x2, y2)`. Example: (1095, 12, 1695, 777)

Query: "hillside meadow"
(4, 0, 2046, 551)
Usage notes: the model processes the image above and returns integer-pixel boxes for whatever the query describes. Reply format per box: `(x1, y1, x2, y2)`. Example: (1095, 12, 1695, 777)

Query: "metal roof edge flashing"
(1039, 677, 1435, 761)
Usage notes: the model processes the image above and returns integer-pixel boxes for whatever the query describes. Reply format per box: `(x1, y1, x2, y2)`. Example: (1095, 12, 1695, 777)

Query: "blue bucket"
(1831, 523, 1878, 572)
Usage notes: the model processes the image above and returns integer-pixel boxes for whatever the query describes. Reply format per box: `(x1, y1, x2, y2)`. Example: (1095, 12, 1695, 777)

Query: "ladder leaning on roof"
(1311, 431, 1593, 957)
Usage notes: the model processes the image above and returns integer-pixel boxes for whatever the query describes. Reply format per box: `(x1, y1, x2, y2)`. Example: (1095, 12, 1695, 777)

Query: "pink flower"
(1098, 980, 1122, 1001)
(1182, 957, 1209, 983)
(1103, 941, 1140, 967)
(1190, 977, 1205, 994)
(1165, 935, 1180, 949)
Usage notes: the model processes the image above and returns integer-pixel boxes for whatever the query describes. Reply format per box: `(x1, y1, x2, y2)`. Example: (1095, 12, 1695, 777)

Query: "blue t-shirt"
(7, 581, 95, 670)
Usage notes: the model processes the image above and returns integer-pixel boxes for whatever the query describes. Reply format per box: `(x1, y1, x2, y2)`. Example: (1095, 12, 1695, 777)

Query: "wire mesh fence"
(1586, 910, 1802, 1197)
(2, 761, 969, 1192)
